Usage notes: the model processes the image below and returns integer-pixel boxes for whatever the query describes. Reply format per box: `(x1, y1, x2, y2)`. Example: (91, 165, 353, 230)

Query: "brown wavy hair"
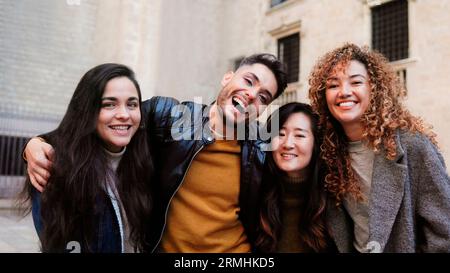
(308, 43, 437, 205)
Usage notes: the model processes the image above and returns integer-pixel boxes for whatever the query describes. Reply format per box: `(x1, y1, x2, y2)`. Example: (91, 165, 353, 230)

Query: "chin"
(111, 140, 131, 148)
(338, 116, 360, 125)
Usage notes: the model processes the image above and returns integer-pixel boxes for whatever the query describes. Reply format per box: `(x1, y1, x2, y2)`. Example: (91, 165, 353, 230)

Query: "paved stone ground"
(0, 200, 40, 253)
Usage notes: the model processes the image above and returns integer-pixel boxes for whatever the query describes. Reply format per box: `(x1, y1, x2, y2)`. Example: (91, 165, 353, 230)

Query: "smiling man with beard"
(213, 60, 279, 137)
(24, 54, 288, 253)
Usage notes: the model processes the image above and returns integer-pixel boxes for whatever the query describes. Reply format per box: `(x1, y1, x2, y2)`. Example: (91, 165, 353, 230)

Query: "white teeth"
(338, 101, 355, 107)
(232, 97, 247, 113)
(281, 153, 297, 159)
(110, 125, 129, 130)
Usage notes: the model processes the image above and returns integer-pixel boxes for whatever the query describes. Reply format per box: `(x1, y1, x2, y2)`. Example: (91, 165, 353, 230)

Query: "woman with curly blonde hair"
(308, 43, 450, 253)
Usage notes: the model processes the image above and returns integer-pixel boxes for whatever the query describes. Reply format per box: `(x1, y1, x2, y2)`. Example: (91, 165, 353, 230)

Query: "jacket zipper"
(151, 143, 206, 252)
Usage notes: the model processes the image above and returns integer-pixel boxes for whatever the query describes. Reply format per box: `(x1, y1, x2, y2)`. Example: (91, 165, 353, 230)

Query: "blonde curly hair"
(308, 43, 437, 205)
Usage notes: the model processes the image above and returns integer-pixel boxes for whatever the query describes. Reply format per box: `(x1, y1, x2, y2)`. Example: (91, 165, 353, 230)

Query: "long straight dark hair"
(21, 63, 153, 252)
(256, 102, 329, 252)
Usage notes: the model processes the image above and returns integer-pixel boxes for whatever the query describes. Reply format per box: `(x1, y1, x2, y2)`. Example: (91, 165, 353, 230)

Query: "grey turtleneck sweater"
(343, 140, 375, 253)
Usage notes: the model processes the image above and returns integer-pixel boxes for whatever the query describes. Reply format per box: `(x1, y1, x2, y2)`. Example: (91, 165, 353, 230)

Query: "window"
(396, 68, 407, 91)
(371, 0, 409, 61)
(0, 135, 28, 176)
(271, 0, 288, 8)
(278, 33, 299, 84)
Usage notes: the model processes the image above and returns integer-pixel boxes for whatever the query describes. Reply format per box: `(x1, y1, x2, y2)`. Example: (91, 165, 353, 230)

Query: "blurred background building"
(1, 0, 450, 199)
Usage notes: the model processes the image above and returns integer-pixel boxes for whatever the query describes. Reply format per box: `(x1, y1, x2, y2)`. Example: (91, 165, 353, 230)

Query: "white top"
(104, 147, 134, 253)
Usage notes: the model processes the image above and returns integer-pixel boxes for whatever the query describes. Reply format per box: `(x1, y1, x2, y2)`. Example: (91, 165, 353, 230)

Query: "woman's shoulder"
(396, 129, 444, 165)
(397, 130, 436, 150)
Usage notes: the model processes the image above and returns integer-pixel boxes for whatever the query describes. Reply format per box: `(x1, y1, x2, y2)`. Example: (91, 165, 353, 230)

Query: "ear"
(221, 71, 234, 87)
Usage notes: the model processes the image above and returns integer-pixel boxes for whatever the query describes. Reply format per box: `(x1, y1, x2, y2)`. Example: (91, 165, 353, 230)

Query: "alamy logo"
(66, 241, 81, 253)
(366, 241, 381, 253)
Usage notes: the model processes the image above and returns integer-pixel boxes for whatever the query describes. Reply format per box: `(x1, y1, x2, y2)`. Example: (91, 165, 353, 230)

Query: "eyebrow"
(247, 72, 274, 100)
(247, 72, 260, 83)
(101, 97, 139, 101)
(350, 74, 367, 80)
(281, 126, 309, 133)
(327, 74, 367, 81)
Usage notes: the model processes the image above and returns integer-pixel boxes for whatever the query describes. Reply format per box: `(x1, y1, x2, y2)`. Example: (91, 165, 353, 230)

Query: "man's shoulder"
(143, 96, 180, 110)
(144, 96, 207, 111)
(143, 96, 209, 127)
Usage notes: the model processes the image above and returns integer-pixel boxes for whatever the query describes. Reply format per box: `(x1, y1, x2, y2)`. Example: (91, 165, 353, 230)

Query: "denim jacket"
(31, 188, 122, 253)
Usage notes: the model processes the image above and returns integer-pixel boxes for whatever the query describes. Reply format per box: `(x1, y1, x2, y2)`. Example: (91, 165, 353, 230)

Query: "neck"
(343, 122, 364, 141)
(103, 146, 126, 156)
(209, 103, 236, 140)
(103, 146, 126, 173)
(286, 166, 310, 180)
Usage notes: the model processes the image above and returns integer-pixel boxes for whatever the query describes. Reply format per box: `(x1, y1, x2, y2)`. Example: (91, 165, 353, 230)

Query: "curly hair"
(308, 43, 437, 205)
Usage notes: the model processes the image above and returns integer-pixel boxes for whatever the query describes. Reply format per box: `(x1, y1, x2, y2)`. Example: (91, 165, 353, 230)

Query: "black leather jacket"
(142, 96, 267, 252)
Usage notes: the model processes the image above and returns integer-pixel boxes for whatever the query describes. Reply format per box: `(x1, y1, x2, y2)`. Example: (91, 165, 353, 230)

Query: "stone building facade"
(0, 0, 161, 196)
(143, 0, 450, 163)
(1, 0, 449, 197)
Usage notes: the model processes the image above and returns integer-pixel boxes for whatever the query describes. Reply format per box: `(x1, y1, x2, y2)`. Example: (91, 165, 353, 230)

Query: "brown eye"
(128, 102, 138, 108)
(101, 102, 115, 108)
(259, 94, 268, 103)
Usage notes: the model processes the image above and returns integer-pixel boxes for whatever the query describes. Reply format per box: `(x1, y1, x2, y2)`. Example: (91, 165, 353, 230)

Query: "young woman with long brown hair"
(20, 63, 153, 252)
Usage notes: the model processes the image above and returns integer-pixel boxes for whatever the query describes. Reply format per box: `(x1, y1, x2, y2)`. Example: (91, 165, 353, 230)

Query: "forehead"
(283, 112, 312, 130)
(103, 77, 138, 97)
(329, 60, 368, 78)
(237, 63, 278, 96)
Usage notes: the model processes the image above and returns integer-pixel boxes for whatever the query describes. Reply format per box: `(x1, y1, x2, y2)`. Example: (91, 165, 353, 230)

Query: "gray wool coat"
(327, 131, 450, 253)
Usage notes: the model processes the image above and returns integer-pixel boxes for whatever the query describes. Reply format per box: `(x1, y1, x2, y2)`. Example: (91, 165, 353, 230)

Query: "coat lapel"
(368, 133, 407, 252)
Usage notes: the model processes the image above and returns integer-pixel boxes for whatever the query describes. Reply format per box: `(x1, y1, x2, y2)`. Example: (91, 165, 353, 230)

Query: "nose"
(244, 88, 257, 101)
(115, 105, 130, 120)
(339, 82, 352, 97)
(281, 134, 295, 149)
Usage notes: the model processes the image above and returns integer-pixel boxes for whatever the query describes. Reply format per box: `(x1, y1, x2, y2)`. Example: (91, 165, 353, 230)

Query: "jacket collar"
(199, 102, 263, 143)
(367, 132, 406, 252)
